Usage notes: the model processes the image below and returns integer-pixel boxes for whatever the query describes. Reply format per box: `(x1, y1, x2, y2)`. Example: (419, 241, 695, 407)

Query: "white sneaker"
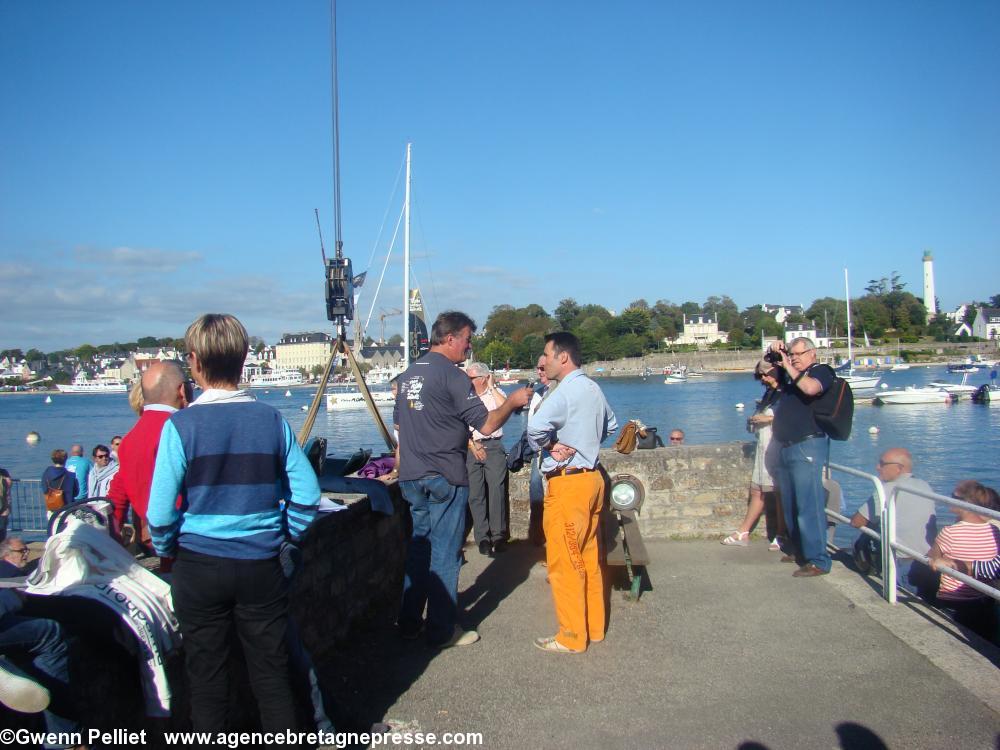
(439, 627, 480, 648)
(0, 658, 50, 713)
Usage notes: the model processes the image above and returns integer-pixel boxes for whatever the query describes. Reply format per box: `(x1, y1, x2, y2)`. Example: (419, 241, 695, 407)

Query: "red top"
(106, 408, 173, 529)
(936, 521, 999, 601)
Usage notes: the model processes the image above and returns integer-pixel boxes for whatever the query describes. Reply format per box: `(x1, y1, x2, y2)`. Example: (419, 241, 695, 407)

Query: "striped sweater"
(147, 391, 320, 560)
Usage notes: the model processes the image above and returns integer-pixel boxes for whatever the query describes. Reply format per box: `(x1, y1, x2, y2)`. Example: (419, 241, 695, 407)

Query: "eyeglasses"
(94, 453, 110, 460)
(878, 460, 902, 468)
(787, 349, 811, 357)
(9, 547, 28, 556)
(669, 436, 683, 442)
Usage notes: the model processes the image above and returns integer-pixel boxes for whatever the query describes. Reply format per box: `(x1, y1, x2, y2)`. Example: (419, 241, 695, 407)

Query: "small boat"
(875, 386, 952, 405)
(947, 364, 979, 374)
(325, 388, 395, 411)
(928, 372, 978, 396)
(664, 374, 687, 385)
(890, 363, 911, 371)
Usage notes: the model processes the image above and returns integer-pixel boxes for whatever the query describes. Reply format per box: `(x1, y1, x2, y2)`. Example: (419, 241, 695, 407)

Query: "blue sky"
(2, 1, 998, 351)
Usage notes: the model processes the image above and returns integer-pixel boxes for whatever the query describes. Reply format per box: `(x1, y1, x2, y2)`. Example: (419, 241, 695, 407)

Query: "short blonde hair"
(185, 313, 249, 386)
(129, 381, 145, 415)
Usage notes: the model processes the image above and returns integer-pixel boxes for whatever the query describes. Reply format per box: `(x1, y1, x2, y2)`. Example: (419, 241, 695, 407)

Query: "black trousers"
(172, 547, 297, 733)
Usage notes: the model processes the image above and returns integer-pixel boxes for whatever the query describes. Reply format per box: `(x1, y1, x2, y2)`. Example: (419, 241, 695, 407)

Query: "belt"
(544, 466, 599, 480)
(780, 432, 825, 448)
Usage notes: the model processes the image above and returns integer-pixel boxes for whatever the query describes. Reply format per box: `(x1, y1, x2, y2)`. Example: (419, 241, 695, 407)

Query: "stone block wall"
(509, 442, 755, 539)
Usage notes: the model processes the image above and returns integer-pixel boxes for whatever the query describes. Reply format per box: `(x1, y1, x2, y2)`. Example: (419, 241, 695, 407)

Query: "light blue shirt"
(65, 456, 92, 500)
(527, 368, 617, 473)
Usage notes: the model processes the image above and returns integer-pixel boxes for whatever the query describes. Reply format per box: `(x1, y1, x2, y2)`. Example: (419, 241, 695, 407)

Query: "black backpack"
(810, 367, 854, 440)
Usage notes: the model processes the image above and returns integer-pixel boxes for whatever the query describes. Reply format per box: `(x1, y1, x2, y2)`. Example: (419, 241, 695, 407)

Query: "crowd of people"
(719, 337, 1000, 642)
(1, 320, 998, 744)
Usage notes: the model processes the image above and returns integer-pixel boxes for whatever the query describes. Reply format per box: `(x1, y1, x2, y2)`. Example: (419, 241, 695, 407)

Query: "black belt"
(780, 432, 825, 448)
(545, 466, 599, 480)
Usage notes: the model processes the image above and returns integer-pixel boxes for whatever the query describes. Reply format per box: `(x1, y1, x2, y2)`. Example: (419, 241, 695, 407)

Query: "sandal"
(721, 531, 750, 547)
(768, 539, 781, 552)
(533, 636, 583, 654)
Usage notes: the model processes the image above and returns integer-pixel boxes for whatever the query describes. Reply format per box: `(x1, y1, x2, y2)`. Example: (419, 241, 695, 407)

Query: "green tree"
(25, 348, 45, 362)
(554, 298, 581, 330)
(477, 339, 514, 369)
(137, 336, 159, 348)
(75, 344, 98, 362)
(387, 333, 403, 346)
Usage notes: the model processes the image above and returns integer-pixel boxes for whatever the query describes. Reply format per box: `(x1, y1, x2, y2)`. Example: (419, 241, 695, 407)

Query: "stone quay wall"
(508, 442, 756, 540)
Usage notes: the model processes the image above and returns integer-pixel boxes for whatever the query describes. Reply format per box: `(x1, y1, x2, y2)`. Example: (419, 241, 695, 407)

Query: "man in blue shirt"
(65, 445, 91, 501)
(527, 332, 617, 653)
(766, 337, 835, 577)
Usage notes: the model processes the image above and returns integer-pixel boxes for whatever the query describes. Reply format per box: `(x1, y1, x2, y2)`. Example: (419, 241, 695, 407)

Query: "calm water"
(2, 365, 998, 525)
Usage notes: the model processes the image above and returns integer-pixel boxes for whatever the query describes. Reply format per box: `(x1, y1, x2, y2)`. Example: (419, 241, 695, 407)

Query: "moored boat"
(56, 373, 128, 393)
(248, 369, 305, 388)
(875, 386, 952, 405)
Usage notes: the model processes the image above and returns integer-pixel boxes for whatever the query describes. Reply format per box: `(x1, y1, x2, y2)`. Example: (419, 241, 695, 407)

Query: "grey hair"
(789, 337, 816, 351)
(0, 537, 23, 558)
(466, 361, 491, 378)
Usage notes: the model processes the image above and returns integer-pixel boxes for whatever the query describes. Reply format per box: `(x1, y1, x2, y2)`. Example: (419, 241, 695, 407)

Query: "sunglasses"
(669, 437, 683, 442)
(95, 454, 110, 459)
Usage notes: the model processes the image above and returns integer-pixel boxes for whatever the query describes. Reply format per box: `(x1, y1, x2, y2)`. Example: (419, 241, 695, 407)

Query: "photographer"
(763, 337, 835, 578)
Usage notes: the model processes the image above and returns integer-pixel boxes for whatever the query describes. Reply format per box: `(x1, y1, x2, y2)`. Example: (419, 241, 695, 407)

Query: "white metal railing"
(827, 462, 1000, 607)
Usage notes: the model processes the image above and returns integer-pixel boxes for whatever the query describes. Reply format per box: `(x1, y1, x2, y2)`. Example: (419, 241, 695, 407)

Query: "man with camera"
(763, 337, 835, 577)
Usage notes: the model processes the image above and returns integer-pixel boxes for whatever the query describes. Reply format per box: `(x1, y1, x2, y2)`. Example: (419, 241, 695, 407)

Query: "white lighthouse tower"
(922, 250, 936, 317)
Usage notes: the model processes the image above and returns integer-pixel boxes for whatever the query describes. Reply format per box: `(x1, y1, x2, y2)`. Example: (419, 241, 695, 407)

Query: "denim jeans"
(399, 475, 469, 645)
(778, 436, 831, 572)
(0, 614, 79, 749)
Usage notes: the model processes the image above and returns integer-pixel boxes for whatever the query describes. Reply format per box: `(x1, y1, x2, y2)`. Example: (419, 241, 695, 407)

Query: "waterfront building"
(275, 332, 334, 373)
(971, 307, 1000, 344)
(783, 323, 831, 349)
(674, 314, 726, 347)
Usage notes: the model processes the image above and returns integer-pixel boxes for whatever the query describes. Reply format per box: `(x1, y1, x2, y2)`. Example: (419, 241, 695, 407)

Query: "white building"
(674, 314, 727, 346)
(784, 323, 831, 349)
(972, 307, 1000, 343)
(761, 304, 803, 324)
(922, 250, 936, 317)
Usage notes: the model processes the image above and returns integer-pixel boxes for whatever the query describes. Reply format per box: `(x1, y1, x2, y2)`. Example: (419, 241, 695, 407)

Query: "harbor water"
(2, 364, 998, 533)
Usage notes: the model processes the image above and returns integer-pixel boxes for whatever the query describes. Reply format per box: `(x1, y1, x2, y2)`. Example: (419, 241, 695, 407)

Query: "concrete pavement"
(318, 539, 999, 750)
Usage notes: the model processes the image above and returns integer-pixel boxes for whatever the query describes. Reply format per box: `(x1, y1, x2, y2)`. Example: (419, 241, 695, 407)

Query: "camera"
(763, 346, 785, 365)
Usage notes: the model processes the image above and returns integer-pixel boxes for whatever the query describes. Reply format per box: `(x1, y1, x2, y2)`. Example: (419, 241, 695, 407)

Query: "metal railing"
(7, 479, 48, 537)
(827, 462, 1000, 607)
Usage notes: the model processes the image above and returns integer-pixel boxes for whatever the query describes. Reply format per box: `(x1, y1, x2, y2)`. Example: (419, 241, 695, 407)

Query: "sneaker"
(437, 627, 480, 649)
(0, 657, 50, 713)
(768, 539, 781, 552)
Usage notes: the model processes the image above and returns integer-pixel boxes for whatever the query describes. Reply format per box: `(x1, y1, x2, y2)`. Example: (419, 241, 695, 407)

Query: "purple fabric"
(357, 456, 396, 479)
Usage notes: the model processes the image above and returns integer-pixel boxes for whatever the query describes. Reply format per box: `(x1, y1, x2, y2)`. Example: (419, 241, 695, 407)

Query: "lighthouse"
(922, 250, 936, 317)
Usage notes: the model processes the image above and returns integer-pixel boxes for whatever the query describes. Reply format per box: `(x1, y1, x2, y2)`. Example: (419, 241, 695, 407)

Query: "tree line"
(474, 283, 1000, 368)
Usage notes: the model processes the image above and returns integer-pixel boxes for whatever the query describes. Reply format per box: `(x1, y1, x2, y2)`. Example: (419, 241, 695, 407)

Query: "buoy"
(879, 383, 888, 389)
(26, 431, 40, 444)
(285, 390, 292, 397)
(735, 403, 745, 410)
(868, 426, 879, 435)
(44, 396, 52, 403)
(300, 405, 309, 411)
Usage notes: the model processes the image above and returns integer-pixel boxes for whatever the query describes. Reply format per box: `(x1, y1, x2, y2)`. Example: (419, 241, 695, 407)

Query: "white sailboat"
(840, 269, 882, 393)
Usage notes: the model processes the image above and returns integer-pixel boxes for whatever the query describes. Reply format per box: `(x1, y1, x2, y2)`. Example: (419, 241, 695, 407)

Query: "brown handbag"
(614, 420, 643, 454)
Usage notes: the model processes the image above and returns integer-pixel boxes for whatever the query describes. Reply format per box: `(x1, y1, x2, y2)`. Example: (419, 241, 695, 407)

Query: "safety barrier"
(827, 462, 1000, 607)
(7, 479, 48, 537)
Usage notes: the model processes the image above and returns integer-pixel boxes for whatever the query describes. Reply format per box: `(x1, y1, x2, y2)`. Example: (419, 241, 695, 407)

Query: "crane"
(378, 308, 402, 345)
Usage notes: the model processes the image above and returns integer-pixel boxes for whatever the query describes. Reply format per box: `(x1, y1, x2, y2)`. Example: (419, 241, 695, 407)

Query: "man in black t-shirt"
(765, 337, 835, 577)
(394, 311, 531, 648)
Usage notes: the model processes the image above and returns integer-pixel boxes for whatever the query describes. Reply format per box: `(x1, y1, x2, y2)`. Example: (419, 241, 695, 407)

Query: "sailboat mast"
(403, 142, 412, 370)
(844, 268, 854, 371)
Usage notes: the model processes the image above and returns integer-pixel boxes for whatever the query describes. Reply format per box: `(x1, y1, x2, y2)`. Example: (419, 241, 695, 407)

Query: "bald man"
(851, 447, 939, 598)
(107, 361, 191, 539)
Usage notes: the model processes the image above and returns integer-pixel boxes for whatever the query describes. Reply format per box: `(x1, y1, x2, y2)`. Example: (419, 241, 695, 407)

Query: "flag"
(352, 271, 367, 289)
(863, 330, 870, 347)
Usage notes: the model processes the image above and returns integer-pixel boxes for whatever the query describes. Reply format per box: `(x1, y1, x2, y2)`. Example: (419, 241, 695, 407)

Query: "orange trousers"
(543, 470, 606, 652)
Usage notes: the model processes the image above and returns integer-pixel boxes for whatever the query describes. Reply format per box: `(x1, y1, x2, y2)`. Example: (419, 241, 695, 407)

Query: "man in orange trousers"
(527, 332, 617, 653)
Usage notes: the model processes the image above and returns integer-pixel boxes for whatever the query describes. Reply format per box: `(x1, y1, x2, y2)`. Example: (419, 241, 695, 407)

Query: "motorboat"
(325, 387, 395, 411)
(947, 363, 979, 374)
(841, 372, 883, 392)
(875, 386, 952, 405)
(56, 372, 128, 393)
(890, 362, 911, 371)
(248, 369, 305, 388)
(928, 372, 978, 397)
(664, 374, 687, 384)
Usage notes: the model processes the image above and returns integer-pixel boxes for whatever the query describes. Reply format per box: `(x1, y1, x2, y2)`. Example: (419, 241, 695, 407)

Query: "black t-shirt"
(772, 363, 835, 443)
(393, 352, 489, 486)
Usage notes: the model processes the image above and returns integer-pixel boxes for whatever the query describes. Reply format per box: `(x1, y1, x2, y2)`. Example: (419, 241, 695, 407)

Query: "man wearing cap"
(527, 332, 617, 654)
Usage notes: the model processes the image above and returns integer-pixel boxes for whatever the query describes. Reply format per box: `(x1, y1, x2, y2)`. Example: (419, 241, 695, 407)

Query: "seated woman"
(928, 480, 999, 643)
(722, 363, 785, 549)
